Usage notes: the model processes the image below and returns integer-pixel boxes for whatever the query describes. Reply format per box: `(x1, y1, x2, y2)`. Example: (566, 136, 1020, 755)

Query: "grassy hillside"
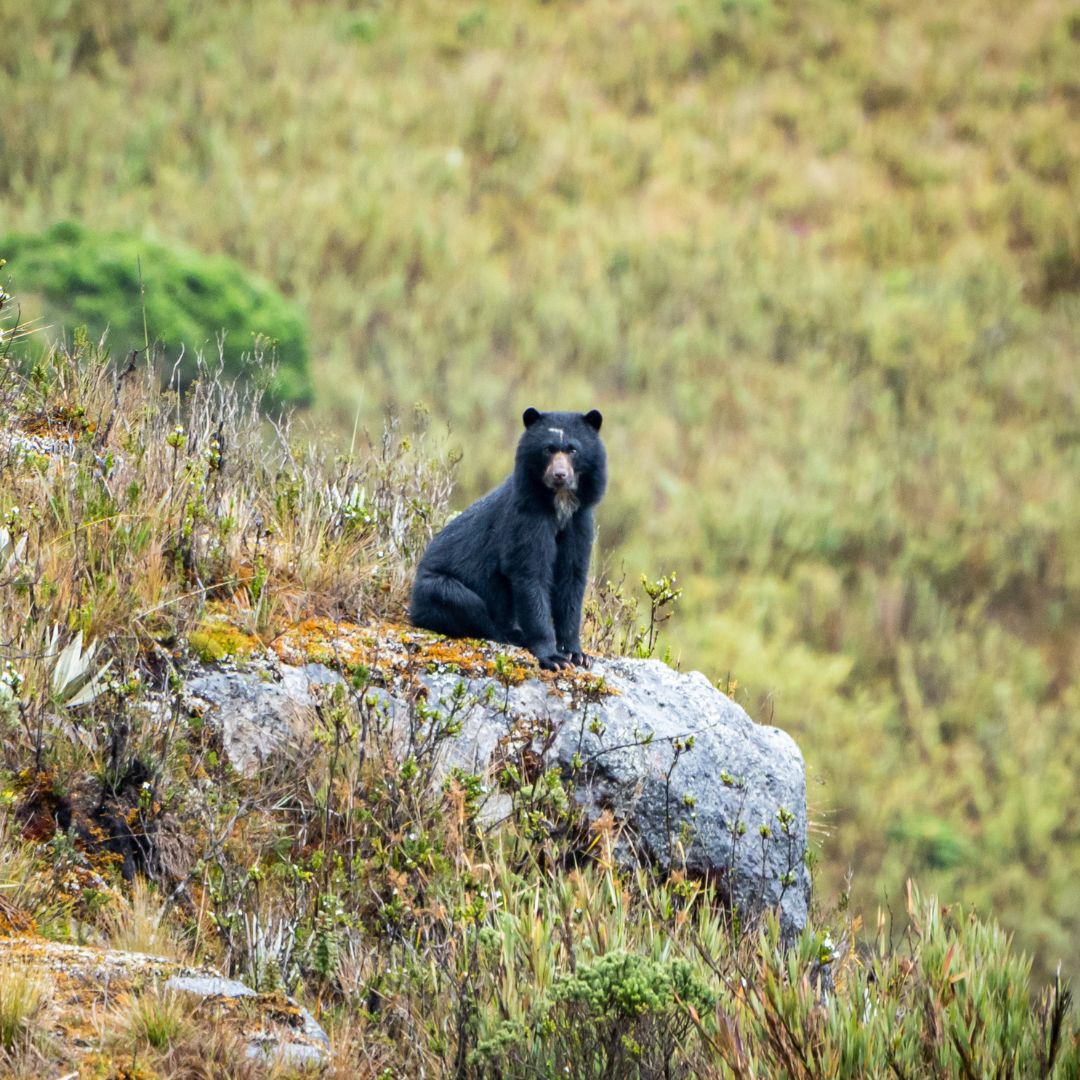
(0, 337, 1075, 1077)
(2, 0, 1079, 984)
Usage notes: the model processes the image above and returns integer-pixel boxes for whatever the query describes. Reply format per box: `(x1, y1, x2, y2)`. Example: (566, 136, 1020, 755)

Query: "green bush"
(472, 949, 717, 1080)
(1, 221, 311, 408)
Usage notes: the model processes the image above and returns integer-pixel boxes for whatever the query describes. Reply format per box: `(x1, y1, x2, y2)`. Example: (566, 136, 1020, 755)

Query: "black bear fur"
(409, 407, 606, 670)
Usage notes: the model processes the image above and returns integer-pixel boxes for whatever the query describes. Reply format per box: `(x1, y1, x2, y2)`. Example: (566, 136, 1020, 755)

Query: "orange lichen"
(271, 615, 613, 693)
(273, 615, 375, 669)
(0, 897, 36, 936)
(184, 604, 614, 696)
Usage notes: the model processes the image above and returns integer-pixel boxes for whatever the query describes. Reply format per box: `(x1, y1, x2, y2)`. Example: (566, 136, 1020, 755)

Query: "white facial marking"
(547, 427, 565, 440)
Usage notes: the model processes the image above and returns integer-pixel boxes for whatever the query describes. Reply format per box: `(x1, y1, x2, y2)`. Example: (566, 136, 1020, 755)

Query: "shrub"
(472, 949, 718, 1080)
(1, 221, 311, 408)
(719, 885, 1080, 1079)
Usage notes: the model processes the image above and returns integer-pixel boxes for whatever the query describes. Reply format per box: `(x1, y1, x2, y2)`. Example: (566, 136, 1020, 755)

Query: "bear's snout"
(544, 452, 576, 490)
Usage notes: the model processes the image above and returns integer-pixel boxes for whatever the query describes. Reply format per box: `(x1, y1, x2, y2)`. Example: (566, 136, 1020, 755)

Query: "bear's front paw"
(536, 650, 573, 671)
(557, 644, 590, 668)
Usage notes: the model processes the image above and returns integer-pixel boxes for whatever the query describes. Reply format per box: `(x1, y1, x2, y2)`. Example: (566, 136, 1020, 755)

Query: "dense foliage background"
(2, 0, 1077, 987)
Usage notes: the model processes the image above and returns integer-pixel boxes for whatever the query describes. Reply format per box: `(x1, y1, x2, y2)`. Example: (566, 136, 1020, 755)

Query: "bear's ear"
(523, 407, 542, 428)
(583, 409, 603, 431)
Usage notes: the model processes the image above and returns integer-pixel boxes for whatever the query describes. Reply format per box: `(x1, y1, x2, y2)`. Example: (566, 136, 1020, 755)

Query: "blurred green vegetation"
(1, 221, 312, 408)
(1, 0, 1078, 980)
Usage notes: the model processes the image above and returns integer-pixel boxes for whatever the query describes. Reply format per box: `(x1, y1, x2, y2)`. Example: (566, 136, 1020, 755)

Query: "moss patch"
(187, 614, 260, 664)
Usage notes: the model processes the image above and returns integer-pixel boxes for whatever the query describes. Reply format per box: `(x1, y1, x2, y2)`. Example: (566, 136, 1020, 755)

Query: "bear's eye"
(545, 444, 559, 454)
(567, 447, 578, 455)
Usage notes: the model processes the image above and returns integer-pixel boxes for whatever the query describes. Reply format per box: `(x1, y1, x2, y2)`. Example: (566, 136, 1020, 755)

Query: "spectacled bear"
(409, 407, 606, 670)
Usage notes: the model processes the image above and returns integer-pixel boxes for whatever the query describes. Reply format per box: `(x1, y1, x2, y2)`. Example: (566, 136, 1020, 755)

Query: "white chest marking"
(554, 488, 580, 529)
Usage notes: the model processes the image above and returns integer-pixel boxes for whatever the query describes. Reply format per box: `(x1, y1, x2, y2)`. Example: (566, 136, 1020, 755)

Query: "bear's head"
(515, 408, 607, 521)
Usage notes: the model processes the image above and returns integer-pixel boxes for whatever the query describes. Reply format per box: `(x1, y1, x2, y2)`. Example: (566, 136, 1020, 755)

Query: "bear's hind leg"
(409, 571, 503, 642)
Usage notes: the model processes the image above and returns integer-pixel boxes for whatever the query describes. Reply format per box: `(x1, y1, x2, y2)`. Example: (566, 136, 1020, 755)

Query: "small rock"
(0, 936, 330, 1068)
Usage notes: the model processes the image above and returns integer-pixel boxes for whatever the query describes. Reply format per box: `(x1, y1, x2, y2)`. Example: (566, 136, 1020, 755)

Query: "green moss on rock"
(188, 617, 260, 664)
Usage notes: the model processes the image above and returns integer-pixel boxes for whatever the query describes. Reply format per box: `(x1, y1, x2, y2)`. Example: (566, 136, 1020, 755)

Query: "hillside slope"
(2, 0, 1078, 978)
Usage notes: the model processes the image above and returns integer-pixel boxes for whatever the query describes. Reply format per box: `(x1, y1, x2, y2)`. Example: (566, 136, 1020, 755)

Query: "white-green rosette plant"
(46, 627, 114, 709)
(0, 663, 23, 729)
(0, 525, 27, 578)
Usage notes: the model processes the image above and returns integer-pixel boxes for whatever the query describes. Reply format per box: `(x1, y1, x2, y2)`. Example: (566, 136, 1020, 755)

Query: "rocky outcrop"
(429, 656, 810, 938)
(184, 661, 342, 777)
(180, 623, 811, 939)
(0, 935, 329, 1069)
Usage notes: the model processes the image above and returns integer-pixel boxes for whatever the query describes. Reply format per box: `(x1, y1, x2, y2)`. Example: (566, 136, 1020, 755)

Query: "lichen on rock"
(0, 935, 329, 1069)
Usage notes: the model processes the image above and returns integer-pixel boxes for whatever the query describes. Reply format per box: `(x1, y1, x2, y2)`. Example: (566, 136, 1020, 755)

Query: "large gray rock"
(185, 662, 344, 775)
(423, 657, 810, 940)
(180, 649, 810, 939)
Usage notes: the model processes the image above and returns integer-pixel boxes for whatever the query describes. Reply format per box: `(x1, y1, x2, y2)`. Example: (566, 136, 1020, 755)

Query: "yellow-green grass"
(0, 340, 1074, 1073)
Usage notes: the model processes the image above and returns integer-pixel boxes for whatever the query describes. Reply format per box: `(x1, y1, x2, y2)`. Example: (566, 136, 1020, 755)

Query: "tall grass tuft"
(121, 987, 189, 1051)
(0, 965, 48, 1055)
